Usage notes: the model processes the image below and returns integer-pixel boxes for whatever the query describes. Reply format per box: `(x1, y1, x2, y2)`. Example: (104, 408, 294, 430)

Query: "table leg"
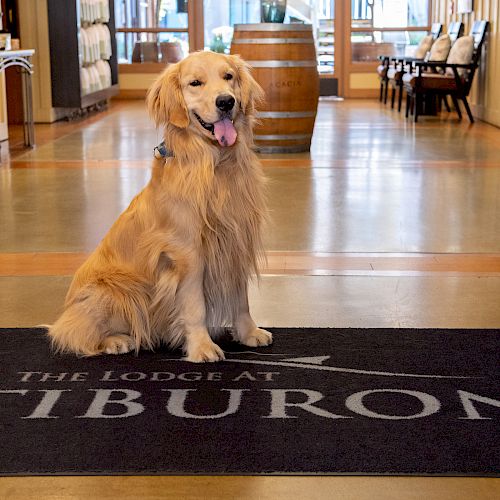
(21, 68, 35, 147)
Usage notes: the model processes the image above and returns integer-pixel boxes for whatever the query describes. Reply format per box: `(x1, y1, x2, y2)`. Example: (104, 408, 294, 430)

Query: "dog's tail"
(47, 270, 152, 356)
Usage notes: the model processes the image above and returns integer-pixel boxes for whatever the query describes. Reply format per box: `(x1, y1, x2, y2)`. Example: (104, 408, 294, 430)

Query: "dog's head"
(147, 51, 263, 147)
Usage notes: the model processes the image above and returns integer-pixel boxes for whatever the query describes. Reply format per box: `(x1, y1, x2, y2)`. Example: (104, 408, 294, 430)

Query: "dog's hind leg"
(100, 333, 136, 354)
(48, 290, 125, 356)
(48, 271, 152, 356)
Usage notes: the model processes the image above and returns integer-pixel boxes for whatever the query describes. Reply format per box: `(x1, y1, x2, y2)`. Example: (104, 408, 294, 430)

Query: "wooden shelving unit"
(47, 0, 119, 110)
(317, 18, 334, 75)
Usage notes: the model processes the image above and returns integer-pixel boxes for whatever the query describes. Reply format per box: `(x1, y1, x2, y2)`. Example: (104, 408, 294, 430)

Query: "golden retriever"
(48, 51, 272, 362)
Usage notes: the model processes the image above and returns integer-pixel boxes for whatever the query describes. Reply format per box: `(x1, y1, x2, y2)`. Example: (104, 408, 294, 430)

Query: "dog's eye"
(189, 80, 202, 87)
(223, 73, 233, 81)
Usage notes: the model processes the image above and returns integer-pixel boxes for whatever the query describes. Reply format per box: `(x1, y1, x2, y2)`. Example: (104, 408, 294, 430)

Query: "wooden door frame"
(188, 0, 204, 52)
(335, 0, 346, 97)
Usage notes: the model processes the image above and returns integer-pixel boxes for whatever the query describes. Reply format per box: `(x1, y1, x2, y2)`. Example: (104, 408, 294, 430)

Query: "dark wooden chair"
(387, 22, 463, 112)
(377, 23, 442, 105)
(403, 20, 489, 123)
(132, 42, 159, 63)
(447, 21, 465, 43)
(435, 21, 464, 112)
(430, 22, 444, 39)
(377, 56, 391, 104)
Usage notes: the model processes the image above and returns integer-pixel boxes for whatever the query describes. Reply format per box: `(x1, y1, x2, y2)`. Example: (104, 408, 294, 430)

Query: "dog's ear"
(229, 55, 265, 115)
(146, 63, 189, 129)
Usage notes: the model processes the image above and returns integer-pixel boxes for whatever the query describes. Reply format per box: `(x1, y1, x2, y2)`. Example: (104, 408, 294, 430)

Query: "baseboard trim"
(115, 89, 147, 99)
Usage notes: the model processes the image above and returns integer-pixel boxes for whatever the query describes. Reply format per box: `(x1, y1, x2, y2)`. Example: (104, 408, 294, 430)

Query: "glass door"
(342, 0, 431, 97)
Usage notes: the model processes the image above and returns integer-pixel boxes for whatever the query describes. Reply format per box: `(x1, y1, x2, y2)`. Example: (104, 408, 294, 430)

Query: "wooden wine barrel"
(231, 23, 319, 153)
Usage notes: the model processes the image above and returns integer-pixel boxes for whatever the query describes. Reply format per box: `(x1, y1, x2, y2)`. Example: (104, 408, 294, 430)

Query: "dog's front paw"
(240, 328, 273, 347)
(185, 340, 225, 363)
(101, 334, 135, 355)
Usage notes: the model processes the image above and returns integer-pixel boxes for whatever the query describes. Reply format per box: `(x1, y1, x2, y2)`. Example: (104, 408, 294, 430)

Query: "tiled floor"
(0, 98, 499, 499)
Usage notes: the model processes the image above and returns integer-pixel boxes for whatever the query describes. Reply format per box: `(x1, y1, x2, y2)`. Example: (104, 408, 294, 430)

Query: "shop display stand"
(47, 0, 118, 111)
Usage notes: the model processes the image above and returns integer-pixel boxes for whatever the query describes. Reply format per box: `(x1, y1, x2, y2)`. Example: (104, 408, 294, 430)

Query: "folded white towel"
(80, 67, 90, 95)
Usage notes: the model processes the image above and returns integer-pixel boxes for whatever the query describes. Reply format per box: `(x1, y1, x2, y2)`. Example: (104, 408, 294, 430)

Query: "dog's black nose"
(216, 95, 235, 112)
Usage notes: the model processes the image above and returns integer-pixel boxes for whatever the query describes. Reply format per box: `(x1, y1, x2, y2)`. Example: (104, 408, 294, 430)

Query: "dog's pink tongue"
(213, 118, 237, 147)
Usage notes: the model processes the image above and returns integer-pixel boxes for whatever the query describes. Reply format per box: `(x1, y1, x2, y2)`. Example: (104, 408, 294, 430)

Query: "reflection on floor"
(0, 98, 499, 499)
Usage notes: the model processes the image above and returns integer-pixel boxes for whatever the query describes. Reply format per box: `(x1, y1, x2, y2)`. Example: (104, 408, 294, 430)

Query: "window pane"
(204, 0, 260, 53)
(114, 0, 188, 63)
(351, 0, 428, 28)
(158, 0, 188, 29)
(203, 0, 337, 75)
(204, 0, 318, 52)
(114, 0, 188, 28)
(351, 30, 427, 61)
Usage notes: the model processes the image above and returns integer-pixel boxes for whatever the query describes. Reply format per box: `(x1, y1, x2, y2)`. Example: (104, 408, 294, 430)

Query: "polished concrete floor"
(0, 99, 499, 499)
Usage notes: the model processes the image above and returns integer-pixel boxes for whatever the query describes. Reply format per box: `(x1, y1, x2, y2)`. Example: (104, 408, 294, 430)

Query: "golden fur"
(48, 51, 272, 362)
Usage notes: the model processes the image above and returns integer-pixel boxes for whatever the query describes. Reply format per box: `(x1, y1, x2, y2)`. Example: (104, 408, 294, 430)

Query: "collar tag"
(154, 141, 173, 159)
